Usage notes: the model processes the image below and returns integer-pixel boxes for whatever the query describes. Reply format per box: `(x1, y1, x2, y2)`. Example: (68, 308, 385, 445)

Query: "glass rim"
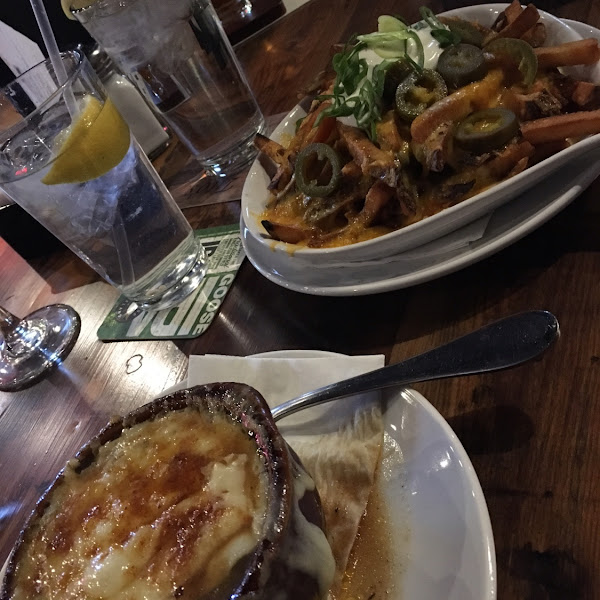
(71, 0, 139, 21)
(0, 50, 84, 133)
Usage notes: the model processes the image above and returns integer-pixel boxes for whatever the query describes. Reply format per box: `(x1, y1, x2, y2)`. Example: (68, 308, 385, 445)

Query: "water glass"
(0, 51, 206, 311)
(72, 0, 265, 176)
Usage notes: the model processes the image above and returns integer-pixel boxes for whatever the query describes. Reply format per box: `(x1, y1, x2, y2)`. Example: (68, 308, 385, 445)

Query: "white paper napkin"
(187, 352, 384, 434)
(0, 22, 52, 107)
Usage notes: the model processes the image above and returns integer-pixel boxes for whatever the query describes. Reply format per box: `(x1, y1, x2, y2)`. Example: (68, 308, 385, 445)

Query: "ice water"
(0, 105, 199, 306)
(78, 0, 263, 169)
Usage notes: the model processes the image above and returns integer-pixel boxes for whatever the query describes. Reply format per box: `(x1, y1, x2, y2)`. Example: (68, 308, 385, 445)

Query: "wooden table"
(1, 1, 599, 597)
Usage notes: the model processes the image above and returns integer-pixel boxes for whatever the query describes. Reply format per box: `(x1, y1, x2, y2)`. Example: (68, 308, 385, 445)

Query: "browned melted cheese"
(10, 409, 268, 599)
(260, 74, 521, 250)
(262, 194, 396, 248)
(260, 171, 499, 249)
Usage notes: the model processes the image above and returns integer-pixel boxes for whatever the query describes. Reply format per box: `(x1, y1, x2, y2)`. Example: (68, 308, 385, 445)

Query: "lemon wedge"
(61, 0, 98, 20)
(43, 96, 130, 185)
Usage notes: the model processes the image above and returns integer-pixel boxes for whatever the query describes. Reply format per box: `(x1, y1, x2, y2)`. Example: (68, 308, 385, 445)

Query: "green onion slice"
(357, 29, 425, 66)
(378, 15, 407, 33)
(420, 6, 445, 30)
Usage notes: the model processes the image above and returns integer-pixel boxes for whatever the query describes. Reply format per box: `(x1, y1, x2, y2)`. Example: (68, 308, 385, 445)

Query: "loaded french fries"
(256, 2, 600, 248)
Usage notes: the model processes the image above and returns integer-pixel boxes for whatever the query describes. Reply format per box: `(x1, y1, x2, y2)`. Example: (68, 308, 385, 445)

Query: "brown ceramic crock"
(1, 383, 333, 600)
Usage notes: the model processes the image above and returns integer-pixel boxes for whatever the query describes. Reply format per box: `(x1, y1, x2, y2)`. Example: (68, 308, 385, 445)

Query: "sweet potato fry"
(572, 80, 596, 106)
(411, 70, 503, 144)
(413, 122, 453, 173)
(535, 39, 600, 68)
(494, 4, 540, 40)
(375, 111, 405, 153)
(520, 22, 546, 48)
(310, 116, 337, 144)
(338, 122, 398, 186)
(290, 100, 332, 152)
(268, 163, 295, 194)
(505, 0, 524, 24)
(261, 220, 312, 244)
(254, 132, 296, 193)
(506, 156, 530, 177)
(341, 160, 362, 178)
(492, 0, 522, 32)
(254, 133, 287, 165)
(439, 16, 493, 40)
(520, 109, 600, 144)
(487, 141, 535, 178)
(361, 181, 395, 226)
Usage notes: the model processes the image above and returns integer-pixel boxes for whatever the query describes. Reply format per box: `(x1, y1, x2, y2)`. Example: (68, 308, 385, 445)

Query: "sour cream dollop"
(337, 23, 444, 128)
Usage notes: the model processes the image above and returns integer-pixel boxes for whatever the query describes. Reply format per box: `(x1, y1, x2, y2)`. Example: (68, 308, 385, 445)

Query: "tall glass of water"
(0, 50, 206, 311)
(71, 0, 265, 176)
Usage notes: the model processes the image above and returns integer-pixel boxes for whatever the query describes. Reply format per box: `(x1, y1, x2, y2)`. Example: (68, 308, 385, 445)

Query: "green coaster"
(97, 225, 245, 341)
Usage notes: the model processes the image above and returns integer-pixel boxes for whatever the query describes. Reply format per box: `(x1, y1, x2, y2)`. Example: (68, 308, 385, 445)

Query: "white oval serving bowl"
(241, 4, 600, 267)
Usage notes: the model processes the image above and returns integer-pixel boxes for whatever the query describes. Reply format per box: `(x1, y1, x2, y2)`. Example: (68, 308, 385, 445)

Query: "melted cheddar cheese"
(9, 408, 268, 599)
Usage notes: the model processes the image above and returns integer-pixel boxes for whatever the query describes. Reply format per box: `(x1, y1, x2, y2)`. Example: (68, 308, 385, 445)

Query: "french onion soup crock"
(1, 383, 335, 600)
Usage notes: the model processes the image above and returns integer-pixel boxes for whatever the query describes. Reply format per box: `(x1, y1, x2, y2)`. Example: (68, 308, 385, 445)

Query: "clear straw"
(29, 0, 78, 115)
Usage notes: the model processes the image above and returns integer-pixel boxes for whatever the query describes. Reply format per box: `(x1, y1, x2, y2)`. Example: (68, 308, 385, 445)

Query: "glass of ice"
(71, 0, 265, 177)
(0, 50, 206, 311)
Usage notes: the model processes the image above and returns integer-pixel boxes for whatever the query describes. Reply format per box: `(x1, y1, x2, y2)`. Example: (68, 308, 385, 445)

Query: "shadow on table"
(447, 405, 535, 455)
(497, 542, 586, 600)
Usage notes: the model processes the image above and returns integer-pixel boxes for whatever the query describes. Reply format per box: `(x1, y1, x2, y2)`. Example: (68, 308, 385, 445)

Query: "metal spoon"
(271, 310, 559, 421)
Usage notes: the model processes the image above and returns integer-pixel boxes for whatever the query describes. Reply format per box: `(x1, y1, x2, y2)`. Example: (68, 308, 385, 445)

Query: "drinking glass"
(0, 50, 206, 311)
(71, 0, 265, 176)
(0, 304, 80, 392)
(213, 0, 286, 45)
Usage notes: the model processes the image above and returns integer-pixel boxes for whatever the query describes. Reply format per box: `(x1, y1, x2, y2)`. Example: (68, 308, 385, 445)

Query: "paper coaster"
(97, 225, 245, 341)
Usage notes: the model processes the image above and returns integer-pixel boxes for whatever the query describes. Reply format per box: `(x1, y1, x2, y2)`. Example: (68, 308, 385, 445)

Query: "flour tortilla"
(286, 405, 384, 599)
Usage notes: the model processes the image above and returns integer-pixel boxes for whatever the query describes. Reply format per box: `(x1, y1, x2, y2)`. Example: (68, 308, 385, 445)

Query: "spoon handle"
(271, 310, 559, 422)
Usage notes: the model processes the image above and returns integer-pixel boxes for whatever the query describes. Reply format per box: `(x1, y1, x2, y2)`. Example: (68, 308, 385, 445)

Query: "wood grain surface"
(1, 1, 600, 598)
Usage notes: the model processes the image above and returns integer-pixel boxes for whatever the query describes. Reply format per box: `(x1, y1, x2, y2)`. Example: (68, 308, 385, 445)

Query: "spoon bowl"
(272, 310, 559, 421)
